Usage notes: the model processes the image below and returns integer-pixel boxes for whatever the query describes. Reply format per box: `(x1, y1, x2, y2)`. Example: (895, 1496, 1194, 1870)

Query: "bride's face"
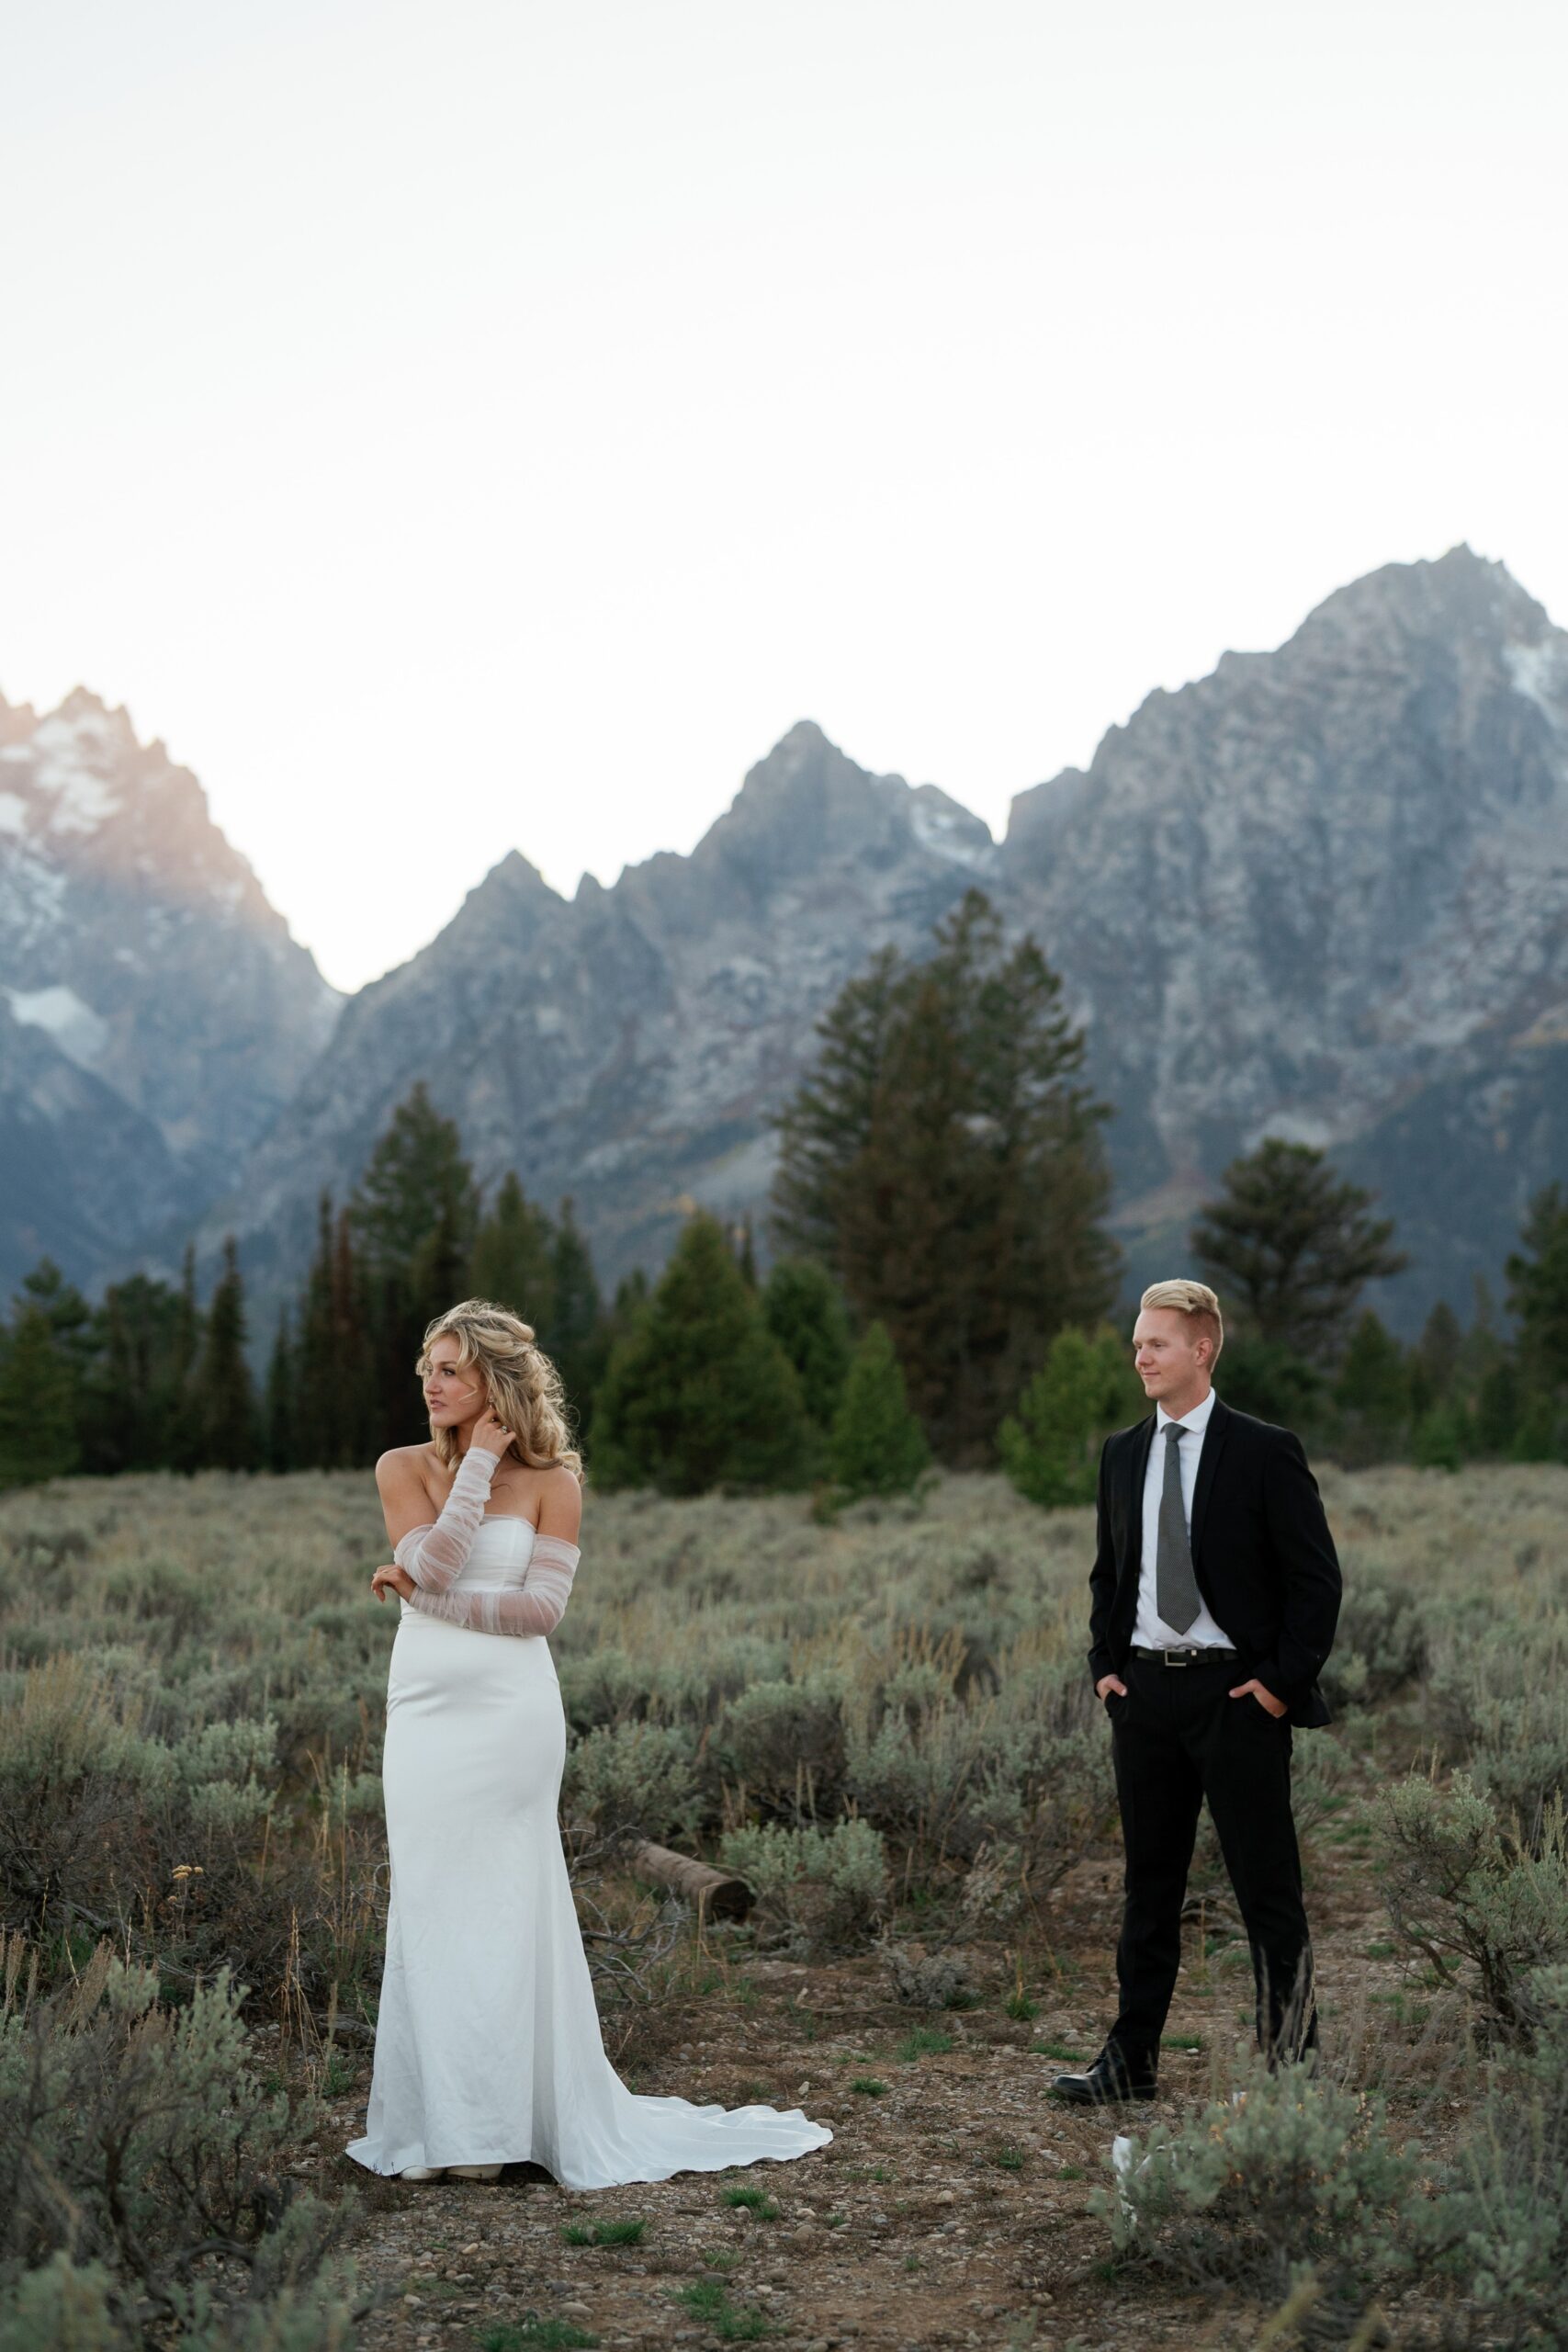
(423, 1336, 486, 1428)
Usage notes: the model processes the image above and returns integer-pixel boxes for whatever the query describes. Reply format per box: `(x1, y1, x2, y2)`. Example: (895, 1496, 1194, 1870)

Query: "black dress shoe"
(1051, 2049, 1158, 2105)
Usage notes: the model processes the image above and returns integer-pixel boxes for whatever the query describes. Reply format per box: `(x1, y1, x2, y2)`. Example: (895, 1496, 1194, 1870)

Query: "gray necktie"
(1156, 1424, 1201, 1635)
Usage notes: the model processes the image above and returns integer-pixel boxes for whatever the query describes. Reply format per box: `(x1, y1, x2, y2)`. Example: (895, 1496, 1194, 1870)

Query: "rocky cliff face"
(207, 721, 1002, 1295)
(209, 547, 1568, 1332)
(13, 546, 1565, 1330)
(1000, 546, 1568, 1317)
(0, 688, 341, 1290)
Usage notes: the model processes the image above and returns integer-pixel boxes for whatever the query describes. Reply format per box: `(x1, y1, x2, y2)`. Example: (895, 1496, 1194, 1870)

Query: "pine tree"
(772, 890, 1118, 1464)
(1190, 1138, 1407, 1363)
(1506, 1185, 1568, 1461)
(547, 1195, 606, 1439)
(265, 1312, 298, 1472)
(736, 1216, 759, 1290)
(1409, 1300, 1463, 1419)
(197, 1237, 258, 1470)
(1334, 1309, 1411, 1462)
(295, 1194, 377, 1468)
(169, 1243, 203, 1470)
(590, 1213, 812, 1495)
(351, 1086, 479, 1449)
(1508, 1185, 1568, 1393)
(0, 1303, 82, 1487)
(761, 1258, 853, 1430)
(828, 1321, 930, 1500)
(85, 1273, 187, 1472)
(998, 1325, 1144, 1507)
(470, 1172, 557, 1326)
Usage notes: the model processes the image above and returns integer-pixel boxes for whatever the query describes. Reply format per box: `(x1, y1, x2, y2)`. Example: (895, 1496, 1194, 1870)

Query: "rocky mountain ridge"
(0, 687, 340, 1289)
(6, 545, 1565, 1329)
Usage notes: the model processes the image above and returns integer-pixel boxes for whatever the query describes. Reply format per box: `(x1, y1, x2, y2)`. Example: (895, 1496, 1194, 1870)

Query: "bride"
(346, 1296, 831, 2188)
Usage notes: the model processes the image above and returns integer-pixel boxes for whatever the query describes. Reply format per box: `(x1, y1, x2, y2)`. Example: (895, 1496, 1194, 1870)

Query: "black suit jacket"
(1087, 1397, 1342, 1729)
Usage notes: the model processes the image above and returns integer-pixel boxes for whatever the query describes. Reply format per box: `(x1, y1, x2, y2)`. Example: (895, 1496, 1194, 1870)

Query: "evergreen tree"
(1333, 1309, 1410, 1463)
(351, 1086, 479, 1449)
(1409, 1300, 1463, 1419)
(547, 1195, 606, 1439)
(470, 1172, 557, 1328)
(85, 1272, 187, 1472)
(295, 1194, 377, 1468)
(735, 1216, 759, 1290)
(265, 1312, 298, 1472)
(761, 1258, 853, 1430)
(772, 889, 1118, 1464)
(168, 1243, 203, 1470)
(590, 1213, 812, 1495)
(0, 1303, 82, 1487)
(998, 1326, 1143, 1507)
(7, 1259, 94, 1470)
(1507, 1185, 1568, 1395)
(197, 1237, 258, 1469)
(1190, 1138, 1407, 1363)
(828, 1321, 931, 1501)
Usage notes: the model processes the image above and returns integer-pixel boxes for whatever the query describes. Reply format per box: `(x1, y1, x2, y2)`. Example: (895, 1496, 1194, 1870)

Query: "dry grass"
(4, 1459, 1568, 2346)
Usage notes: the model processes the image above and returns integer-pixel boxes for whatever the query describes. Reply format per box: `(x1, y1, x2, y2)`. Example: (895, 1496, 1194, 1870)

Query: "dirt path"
(318, 1840, 1403, 2352)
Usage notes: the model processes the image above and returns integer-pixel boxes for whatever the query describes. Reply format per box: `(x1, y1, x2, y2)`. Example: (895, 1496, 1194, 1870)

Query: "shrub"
(1376, 1774, 1568, 2033)
(716, 1674, 847, 1819)
(1099, 2059, 1417, 2326)
(882, 1944, 976, 2008)
(1430, 1962, 1568, 2335)
(563, 1722, 704, 1845)
(0, 1940, 355, 2348)
(718, 1819, 887, 1953)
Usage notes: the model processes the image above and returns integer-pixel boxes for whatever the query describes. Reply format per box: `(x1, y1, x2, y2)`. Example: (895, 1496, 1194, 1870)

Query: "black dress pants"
(1106, 1652, 1316, 2066)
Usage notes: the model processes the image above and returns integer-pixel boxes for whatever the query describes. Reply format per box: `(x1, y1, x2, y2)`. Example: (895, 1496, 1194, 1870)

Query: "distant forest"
(3, 895, 1565, 1494)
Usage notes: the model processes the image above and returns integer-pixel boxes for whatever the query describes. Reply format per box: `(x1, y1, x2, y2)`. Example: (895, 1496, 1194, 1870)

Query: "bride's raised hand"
(468, 1406, 516, 1460)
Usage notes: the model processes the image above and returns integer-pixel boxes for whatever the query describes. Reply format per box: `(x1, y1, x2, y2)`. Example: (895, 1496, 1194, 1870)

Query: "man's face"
(1132, 1307, 1209, 1402)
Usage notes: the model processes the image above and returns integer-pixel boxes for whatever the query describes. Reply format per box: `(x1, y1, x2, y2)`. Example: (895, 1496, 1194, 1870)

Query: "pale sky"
(3, 0, 1565, 993)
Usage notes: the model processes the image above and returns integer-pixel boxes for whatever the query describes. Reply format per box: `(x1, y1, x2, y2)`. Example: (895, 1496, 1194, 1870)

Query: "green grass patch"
(1004, 1989, 1038, 2021)
(896, 2027, 954, 2062)
(1160, 2033, 1202, 2052)
(721, 2184, 779, 2220)
(852, 2076, 888, 2097)
(1055, 2165, 1085, 2182)
(675, 2278, 772, 2341)
(1365, 1940, 1396, 1961)
(1032, 2041, 1089, 2063)
(989, 2147, 1026, 2171)
(479, 2321, 598, 2352)
(560, 2218, 646, 2248)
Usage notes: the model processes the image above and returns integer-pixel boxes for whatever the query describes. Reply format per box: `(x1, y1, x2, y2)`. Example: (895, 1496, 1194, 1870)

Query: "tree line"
(2, 888, 1565, 1496)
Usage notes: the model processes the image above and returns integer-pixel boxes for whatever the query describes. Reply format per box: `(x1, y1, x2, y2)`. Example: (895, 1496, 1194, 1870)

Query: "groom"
(1053, 1279, 1342, 2106)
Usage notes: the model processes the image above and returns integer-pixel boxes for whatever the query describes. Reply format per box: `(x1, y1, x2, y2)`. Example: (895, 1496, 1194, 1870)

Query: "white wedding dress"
(347, 1456, 831, 2188)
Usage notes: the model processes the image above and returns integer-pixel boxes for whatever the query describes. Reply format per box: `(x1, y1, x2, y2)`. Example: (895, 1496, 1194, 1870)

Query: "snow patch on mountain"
(4, 984, 110, 1070)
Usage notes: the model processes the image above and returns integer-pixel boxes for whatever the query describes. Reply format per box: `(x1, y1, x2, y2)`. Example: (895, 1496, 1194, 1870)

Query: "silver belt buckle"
(1164, 1649, 1190, 1668)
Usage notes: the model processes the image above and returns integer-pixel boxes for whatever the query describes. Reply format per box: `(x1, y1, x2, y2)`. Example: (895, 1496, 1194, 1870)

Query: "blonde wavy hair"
(417, 1298, 583, 1481)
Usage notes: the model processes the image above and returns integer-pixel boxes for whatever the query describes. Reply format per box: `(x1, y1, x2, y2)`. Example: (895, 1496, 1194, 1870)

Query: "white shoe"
(447, 2163, 503, 2180)
(399, 2165, 446, 2181)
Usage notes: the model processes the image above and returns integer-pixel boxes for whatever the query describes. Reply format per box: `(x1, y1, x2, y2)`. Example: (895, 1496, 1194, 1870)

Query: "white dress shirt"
(1132, 1385, 1234, 1650)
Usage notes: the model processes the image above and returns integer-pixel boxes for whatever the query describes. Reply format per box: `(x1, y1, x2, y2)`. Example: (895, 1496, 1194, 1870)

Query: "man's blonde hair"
(1139, 1279, 1224, 1363)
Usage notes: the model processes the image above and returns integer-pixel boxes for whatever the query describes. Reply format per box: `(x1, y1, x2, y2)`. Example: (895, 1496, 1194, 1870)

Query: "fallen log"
(628, 1841, 753, 1921)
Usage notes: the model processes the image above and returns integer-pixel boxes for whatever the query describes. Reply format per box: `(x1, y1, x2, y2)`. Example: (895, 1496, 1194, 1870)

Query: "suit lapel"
(1126, 1415, 1156, 1575)
(1190, 1396, 1231, 1559)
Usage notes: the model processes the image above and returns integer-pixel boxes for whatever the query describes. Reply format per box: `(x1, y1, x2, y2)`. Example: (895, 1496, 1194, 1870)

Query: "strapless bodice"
(395, 1516, 541, 1624)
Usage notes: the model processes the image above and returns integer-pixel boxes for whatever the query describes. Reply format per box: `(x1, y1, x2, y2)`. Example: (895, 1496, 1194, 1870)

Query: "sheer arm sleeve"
(405, 1534, 581, 1638)
(390, 1447, 500, 1593)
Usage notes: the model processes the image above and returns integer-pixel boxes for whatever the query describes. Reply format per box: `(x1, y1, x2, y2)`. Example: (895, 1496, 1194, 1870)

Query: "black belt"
(1130, 1645, 1239, 1667)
